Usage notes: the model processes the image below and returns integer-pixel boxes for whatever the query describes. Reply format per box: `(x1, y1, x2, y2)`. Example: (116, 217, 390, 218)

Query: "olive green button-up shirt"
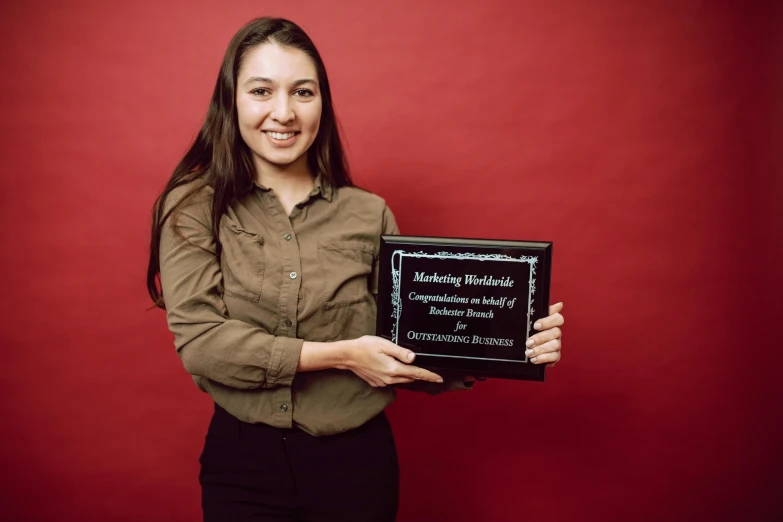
(159, 175, 468, 436)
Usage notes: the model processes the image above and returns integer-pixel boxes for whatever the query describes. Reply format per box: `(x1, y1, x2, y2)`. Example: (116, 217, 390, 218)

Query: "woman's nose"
(270, 93, 295, 123)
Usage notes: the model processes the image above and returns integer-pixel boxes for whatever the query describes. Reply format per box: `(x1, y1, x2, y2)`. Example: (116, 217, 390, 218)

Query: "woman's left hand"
(464, 302, 564, 384)
(525, 302, 564, 367)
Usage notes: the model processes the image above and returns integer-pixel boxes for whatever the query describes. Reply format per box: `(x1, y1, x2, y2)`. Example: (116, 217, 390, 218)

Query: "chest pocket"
(317, 241, 374, 309)
(219, 217, 265, 303)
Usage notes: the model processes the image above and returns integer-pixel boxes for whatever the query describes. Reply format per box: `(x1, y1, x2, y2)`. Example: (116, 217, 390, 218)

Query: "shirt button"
(284, 233, 292, 241)
(284, 319, 293, 327)
(290, 272, 297, 279)
(280, 404, 288, 412)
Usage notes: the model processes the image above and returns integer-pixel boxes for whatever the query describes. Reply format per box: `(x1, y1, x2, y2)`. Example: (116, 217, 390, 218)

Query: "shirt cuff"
(266, 336, 304, 387)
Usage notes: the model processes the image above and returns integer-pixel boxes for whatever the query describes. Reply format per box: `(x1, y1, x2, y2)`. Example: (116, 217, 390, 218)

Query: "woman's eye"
(250, 88, 270, 96)
(294, 89, 314, 97)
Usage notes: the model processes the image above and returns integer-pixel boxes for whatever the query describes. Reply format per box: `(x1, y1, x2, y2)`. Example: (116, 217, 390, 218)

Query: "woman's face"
(236, 43, 322, 174)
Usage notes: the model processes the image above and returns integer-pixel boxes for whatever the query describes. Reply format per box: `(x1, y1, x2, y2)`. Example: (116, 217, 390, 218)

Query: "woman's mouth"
(263, 130, 300, 146)
(264, 131, 298, 140)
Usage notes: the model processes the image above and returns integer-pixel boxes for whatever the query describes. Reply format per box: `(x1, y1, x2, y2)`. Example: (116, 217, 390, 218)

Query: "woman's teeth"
(266, 131, 296, 140)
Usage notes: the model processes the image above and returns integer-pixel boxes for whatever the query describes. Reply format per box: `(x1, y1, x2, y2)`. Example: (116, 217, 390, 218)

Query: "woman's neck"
(255, 156, 314, 216)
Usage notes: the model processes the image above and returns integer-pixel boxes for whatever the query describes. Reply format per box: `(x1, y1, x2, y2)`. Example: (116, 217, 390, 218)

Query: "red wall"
(2, 1, 780, 520)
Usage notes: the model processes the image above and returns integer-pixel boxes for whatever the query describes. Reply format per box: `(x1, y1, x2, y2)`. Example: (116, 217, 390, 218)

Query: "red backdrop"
(1, 1, 780, 520)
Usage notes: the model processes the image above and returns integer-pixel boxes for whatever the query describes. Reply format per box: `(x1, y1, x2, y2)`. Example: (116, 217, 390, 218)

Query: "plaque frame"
(376, 235, 553, 381)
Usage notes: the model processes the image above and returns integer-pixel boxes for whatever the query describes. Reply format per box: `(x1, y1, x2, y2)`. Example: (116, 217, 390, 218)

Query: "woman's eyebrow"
(244, 77, 318, 87)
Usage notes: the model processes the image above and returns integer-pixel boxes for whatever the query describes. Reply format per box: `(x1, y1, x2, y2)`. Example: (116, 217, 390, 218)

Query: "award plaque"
(376, 235, 552, 381)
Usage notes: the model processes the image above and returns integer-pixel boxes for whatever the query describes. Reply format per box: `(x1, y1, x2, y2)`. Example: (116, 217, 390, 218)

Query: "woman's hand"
(525, 302, 564, 368)
(342, 335, 444, 387)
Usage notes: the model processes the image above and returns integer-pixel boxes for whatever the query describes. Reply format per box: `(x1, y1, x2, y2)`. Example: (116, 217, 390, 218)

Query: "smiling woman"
(146, 18, 434, 522)
(236, 44, 323, 189)
(145, 16, 563, 522)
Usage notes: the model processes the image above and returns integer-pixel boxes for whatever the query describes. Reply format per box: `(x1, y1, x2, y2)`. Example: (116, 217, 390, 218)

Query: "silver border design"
(390, 250, 538, 363)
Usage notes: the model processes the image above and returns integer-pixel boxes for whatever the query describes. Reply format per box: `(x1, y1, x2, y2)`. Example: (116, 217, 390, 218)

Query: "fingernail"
(530, 356, 537, 363)
(436, 378, 444, 383)
(534, 322, 542, 330)
(525, 339, 534, 347)
(525, 349, 533, 357)
(407, 352, 415, 361)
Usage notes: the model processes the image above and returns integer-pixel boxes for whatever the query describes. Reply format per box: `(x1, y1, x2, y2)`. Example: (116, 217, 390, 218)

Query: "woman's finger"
(529, 349, 561, 365)
(525, 338, 561, 360)
(382, 375, 416, 385)
(366, 372, 415, 387)
(548, 302, 564, 316)
(525, 327, 561, 349)
(533, 312, 564, 331)
(398, 365, 443, 383)
(380, 342, 417, 364)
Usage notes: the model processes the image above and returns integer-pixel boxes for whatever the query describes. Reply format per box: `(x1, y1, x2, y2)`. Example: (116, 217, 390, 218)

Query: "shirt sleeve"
(159, 188, 303, 390)
(373, 204, 474, 394)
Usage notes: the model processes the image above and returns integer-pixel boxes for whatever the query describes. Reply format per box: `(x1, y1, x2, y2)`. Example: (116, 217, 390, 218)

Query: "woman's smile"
(263, 130, 300, 145)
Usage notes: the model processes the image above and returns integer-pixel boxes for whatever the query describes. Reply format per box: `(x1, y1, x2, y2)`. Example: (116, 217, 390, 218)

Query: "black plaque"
(376, 235, 552, 381)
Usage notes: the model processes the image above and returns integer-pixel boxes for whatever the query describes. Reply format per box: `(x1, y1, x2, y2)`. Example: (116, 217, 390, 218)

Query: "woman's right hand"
(342, 335, 443, 388)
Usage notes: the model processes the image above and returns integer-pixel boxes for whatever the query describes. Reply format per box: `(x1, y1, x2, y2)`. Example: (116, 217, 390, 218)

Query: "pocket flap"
(220, 215, 264, 244)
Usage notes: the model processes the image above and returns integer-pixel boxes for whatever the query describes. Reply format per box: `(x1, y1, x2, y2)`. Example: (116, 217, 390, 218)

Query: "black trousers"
(199, 403, 399, 522)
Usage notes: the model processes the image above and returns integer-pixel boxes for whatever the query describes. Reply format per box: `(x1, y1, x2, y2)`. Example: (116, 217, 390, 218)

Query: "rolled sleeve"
(266, 336, 305, 387)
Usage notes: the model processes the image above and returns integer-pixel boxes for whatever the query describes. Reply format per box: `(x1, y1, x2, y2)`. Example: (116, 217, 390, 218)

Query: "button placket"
(277, 218, 300, 336)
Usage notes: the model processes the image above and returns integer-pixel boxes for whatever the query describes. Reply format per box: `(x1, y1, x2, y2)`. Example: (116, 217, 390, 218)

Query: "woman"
(147, 17, 564, 522)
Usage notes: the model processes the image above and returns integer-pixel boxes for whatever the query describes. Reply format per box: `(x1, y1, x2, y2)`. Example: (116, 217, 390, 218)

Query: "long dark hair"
(147, 17, 352, 309)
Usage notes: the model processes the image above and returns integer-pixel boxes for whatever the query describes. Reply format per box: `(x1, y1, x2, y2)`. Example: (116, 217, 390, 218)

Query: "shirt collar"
(311, 173, 334, 202)
(252, 173, 334, 203)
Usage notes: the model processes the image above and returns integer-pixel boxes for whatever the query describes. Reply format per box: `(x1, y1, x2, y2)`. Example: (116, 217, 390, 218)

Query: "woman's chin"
(257, 152, 306, 169)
